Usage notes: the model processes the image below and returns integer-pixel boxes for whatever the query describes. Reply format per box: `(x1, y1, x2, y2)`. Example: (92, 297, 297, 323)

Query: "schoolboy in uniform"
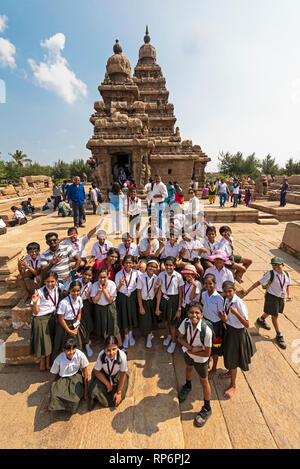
(117, 232, 139, 263)
(90, 230, 113, 262)
(218, 225, 252, 283)
(17, 242, 42, 304)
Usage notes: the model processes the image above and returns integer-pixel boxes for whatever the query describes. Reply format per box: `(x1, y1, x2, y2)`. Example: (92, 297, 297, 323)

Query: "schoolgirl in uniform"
(219, 281, 256, 399)
(90, 268, 123, 347)
(218, 225, 252, 283)
(159, 232, 180, 272)
(77, 267, 94, 357)
(201, 274, 224, 378)
(137, 260, 160, 348)
(90, 230, 113, 263)
(89, 335, 129, 410)
(155, 256, 184, 354)
(180, 264, 201, 319)
(49, 337, 89, 413)
(53, 280, 87, 354)
(178, 233, 206, 277)
(18, 242, 42, 304)
(30, 271, 59, 371)
(115, 255, 139, 348)
(117, 232, 138, 263)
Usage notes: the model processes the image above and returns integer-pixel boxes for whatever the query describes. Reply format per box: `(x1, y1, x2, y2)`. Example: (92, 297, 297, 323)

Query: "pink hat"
(208, 250, 231, 265)
(181, 264, 197, 274)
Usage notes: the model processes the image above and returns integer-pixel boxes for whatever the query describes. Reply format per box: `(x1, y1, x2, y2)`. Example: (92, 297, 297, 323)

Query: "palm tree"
(8, 150, 32, 167)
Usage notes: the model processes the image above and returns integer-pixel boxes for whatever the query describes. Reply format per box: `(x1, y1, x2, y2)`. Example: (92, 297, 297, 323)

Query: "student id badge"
(73, 320, 80, 328)
(163, 294, 170, 301)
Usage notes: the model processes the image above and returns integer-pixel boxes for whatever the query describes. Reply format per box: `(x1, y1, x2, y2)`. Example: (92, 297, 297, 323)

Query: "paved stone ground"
(0, 203, 300, 449)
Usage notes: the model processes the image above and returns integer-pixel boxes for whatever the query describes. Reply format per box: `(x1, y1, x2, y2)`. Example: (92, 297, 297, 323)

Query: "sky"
(1, 0, 300, 171)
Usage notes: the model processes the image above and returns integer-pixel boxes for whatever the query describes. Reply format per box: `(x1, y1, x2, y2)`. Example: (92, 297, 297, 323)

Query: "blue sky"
(1, 0, 300, 171)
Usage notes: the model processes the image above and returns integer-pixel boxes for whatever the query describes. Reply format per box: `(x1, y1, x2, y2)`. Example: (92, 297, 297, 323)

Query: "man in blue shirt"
(280, 178, 289, 207)
(67, 176, 86, 227)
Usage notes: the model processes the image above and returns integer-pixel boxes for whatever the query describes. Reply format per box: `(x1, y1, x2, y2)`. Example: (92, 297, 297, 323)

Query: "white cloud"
(0, 37, 16, 68)
(0, 14, 8, 33)
(28, 33, 87, 104)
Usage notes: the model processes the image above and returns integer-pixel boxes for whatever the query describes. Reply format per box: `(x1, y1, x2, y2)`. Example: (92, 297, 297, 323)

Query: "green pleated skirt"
(159, 294, 179, 326)
(53, 319, 88, 354)
(89, 370, 129, 408)
(30, 313, 55, 358)
(117, 291, 138, 330)
(94, 302, 119, 337)
(223, 324, 256, 371)
(49, 370, 84, 413)
(81, 299, 94, 334)
(140, 298, 157, 336)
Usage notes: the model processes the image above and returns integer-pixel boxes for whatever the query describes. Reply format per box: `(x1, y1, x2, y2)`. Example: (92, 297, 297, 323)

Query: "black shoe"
(178, 384, 191, 403)
(256, 317, 271, 330)
(194, 406, 212, 427)
(276, 334, 286, 349)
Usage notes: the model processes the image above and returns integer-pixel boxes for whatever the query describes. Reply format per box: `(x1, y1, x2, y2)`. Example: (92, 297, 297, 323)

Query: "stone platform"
(280, 222, 300, 259)
(250, 201, 300, 221)
(203, 202, 259, 223)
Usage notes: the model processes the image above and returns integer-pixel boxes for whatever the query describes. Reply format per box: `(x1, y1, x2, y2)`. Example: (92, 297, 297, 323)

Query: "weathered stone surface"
(257, 218, 279, 225)
(11, 304, 32, 330)
(0, 288, 22, 307)
(5, 331, 38, 364)
(280, 222, 300, 257)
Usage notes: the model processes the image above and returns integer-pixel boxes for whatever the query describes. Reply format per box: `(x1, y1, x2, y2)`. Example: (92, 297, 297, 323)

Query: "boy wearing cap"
(242, 257, 291, 349)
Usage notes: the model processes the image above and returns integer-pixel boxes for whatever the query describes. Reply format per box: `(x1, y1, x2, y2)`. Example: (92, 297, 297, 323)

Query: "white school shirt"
(57, 295, 83, 320)
(139, 238, 160, 255)
(90, 280, 117, 305)
(31, 286, 59, 317)
(126, 197, 142, 216)
(178, 318, 212, 363)
(13, 209, 26, 219)
(0, 218, 6, 228)
(25, 254, 41, 270)
(218, 236, 234, 258)
(259, 270, 290, 298)
(160, 241, 180, 259)
(201, 239, 219, 259)
(94, 349, 128, 375)
(188, 196, 200, 216)
(61, 235, 89, 258)
(50, 349, 89, 377)
(137, 272, 157, 300)
(117, 242, 138, 258)
(179, 239, 203, 260)
(224, 294, 248, 329)
(151, 182, 168, 204)
(91, 240, 113, 260)
(201, 290, 224, 323)
(77, 277, 93, 301)
(115, 269, 138, 297)
(182, 280, 201, 307)
(204, 266, 234, 293)
(158, 270, 184, 295)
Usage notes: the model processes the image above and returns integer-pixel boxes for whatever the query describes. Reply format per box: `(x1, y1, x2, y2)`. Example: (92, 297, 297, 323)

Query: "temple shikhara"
(87, 27, 210, 195)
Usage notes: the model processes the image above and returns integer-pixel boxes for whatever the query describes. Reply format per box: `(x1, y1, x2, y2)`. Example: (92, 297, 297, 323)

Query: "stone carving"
(255, 174, 269, 196)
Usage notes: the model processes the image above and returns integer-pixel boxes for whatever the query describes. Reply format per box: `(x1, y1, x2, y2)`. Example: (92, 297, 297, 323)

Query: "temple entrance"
(111, 153, 132, 183)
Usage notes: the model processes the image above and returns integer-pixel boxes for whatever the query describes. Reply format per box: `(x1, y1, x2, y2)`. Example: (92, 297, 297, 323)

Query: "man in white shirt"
(125, 187, 142, 242)
(151, 174, 168, 230)
(187, 188, 200, 227)
(217, 179, 229, 208)
(144, 178, 154, 216)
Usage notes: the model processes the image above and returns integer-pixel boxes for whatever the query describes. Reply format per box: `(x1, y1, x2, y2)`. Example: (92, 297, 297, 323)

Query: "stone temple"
(87, 27, 210, 195)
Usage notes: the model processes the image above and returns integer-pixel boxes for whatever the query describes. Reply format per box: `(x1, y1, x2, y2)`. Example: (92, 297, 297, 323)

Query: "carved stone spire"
(144, 25, 150, 44)
(113, 39, 122, 54)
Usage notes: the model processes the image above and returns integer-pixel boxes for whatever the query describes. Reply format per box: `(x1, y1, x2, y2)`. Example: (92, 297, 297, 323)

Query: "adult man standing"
(90, 183, 99, 215)
(217, 179, 229, 208)
(67, 176, 86, 227)
(280, 178, 289, 207)
(52, 181, 62, 211)
(151, 174, 168, 230)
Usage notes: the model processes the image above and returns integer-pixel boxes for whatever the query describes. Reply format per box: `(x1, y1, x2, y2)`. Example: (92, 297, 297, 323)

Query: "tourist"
(219, 281, 256, 399)
(232, 182, 240, 208)
(76, 267, 94, 357)
(17, 242, 42, 304)
(40, 232, 81, 283)
(174, 181, 184, 206)
(187, 188, 200, 226)
(181, 264, 201, 319)
(177, 302, 213, 427)
(0, 216, 7, 235)
(244, 189, 252, 207)
(21, 198, 34, 215)
(201, 274, 224, 379)
(205, 250, 234, 294)
(126, 187, 142, 243)
(242, 257, 291, 349)
(88, 335, 129, 410)
(90, 183, 99, 215)
(59, 224, 98, 271)
(280, 178, 289, 207)
(151, 174, 168, 230)
(58, 199, 72, 217)
(208, 181, 216, 204)
(137, 260, 160, 348)
(53, 280, 87, 354)
(9, 206, 27, 227)
(144, 177, 154, 216)
(90, 230, 113, 263)
(30, 271, 59, 371)
(67, 176, 86, 228)
(238, 185, 243, 204)
(109, 182, 124, 235)
(49, 336, 89, 413)
(117, 232, 138, 263)
(217, 179, 229, 208)
(218, 225, 252, 283)
(61, 180, 68, 200)
(155, 256, 184, 354)
(165, 181, 175, 205)
(90, 268, 123, 347)
(52, 181, 62, 211)
(92, 247, 123, 282)
(115, 255, 139, 348)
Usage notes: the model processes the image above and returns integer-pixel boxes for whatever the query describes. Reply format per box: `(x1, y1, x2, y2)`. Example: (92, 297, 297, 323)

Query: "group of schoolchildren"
(23, 219, 292, 428)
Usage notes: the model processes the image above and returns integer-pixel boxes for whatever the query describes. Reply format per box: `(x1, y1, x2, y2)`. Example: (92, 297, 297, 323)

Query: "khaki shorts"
(184, 352, 209, 378)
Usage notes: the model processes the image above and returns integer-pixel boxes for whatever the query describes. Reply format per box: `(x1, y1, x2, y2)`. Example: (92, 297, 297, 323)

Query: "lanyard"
(73, 240, 79, 249)
(68, 295, 80, 319)
(188, 324, 199, 346)
(80, 281, 89, 297)
(145, 276, 155, 296)
(123, 270, 133, 290)
(208, 242, 215, 256)
(185, 242, 194, 259)
(276, 273, 286, 290)
(183, 283, 192, 301)
(30, 258, 39, 270)
(165, 274, 174, 292)
(47, 288, 57, 306)
(125, 244, 131, 256)
(225, 300, 233, 314)
(99, 243, 107, 255)
(106, 359, 116, 382)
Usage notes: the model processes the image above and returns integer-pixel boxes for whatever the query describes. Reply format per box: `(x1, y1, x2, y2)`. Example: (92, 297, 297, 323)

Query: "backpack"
(183, 318, 216, 349)
(262, 270, 290, 295)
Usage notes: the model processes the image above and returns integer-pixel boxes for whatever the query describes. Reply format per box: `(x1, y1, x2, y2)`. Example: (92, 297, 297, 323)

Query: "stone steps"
(0, 287, 22, 307)
(257, 218, 279, 225)
(4, 330, 38, 365)
(0, 309, 13, 332)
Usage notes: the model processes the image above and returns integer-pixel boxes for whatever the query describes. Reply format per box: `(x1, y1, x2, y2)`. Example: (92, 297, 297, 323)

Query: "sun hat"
(271, 256, 284, 265)
(208, 250, 231, 265)
(181, 264, 197, 274)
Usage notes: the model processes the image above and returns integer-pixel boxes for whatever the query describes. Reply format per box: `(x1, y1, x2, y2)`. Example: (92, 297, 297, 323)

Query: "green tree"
(51, 160, 71, 181)
(261, 154, 279, 176)
(3, 161, 20, 182)
(243, 153, 261, 179)
(285, 158, 300, 176)
(69, 159, 91, 180)
(8, 150, 32, 168)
